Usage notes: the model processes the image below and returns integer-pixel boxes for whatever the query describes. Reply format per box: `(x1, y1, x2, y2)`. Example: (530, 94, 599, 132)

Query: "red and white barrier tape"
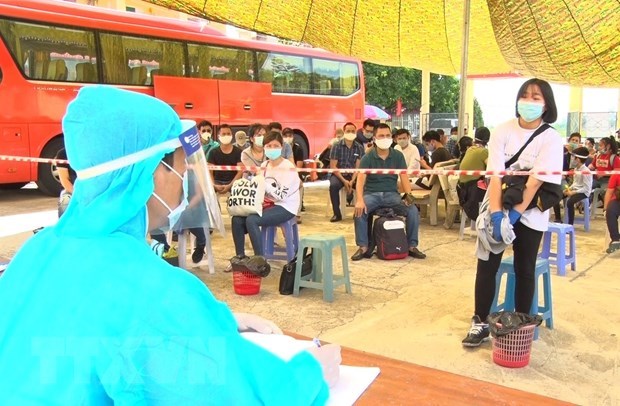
(0, 155, 69, 165)
(204, 165, 620, 177)
(2, 155, 620, 177)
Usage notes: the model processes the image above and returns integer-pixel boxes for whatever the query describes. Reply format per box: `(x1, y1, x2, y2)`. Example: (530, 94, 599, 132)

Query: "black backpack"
(372, 208, 408, 260)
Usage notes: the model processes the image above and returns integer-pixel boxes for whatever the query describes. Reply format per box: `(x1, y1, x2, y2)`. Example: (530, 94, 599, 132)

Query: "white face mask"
(397, 139, 409, 148)
(200, 130, 212, 141)
(254, 135, 264, 147)
(375, 138, 392, 150)
(283, 137, 294, 144)
(344, 133, 357, 141)
(152, 161, 188, 231)
(219, 135, 232, 145)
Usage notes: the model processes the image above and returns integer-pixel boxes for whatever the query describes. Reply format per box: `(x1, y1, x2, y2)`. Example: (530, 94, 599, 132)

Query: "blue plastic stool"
(293, 234, 352, 302)
(539, 222, 576, 276)
(562, 196, 590, 231)
(490, 256, 554, 340)
(262, 217, 298, 261)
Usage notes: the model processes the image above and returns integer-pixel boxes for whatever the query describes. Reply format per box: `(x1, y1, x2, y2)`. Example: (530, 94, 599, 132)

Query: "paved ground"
(1, 185, 619, 404)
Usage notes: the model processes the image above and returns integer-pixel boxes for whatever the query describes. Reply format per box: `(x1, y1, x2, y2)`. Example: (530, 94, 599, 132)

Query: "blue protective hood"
(58, 86, 182, 239)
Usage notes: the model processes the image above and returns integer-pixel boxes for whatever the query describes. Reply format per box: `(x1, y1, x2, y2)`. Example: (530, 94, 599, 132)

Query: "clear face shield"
(171, 120, 225, 235)
(75, 119, 225, 236)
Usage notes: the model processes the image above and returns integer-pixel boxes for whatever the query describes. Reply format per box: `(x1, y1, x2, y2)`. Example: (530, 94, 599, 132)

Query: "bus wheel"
(293, 131, 309, 160)
(36, 137, 64, 196)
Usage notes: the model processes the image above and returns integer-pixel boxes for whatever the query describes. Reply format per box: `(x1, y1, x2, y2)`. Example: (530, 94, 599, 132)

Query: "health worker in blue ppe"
(0, 86, 340, 404)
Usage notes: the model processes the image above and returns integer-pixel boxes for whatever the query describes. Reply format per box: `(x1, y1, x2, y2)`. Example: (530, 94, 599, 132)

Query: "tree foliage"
(363, 62, 484, 126)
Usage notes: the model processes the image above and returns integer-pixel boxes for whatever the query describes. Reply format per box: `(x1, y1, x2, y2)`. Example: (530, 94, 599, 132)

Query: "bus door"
(153, 76, 220, 125)
(217, 81, 272, 127)
(0, 125, 30, 185)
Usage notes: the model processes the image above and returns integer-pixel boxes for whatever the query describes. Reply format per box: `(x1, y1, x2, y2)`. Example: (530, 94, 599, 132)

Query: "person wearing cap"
(198, 119, 218, 157)
(234, 130, 250, 150)
(457, 127, 490, 221)
(563, 146, 593, 225)
(0, 87, 340, 403)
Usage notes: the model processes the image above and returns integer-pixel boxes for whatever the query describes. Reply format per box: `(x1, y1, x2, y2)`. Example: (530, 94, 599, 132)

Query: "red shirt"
(592, 152, 620, 171)
(609, 174, 620, 190)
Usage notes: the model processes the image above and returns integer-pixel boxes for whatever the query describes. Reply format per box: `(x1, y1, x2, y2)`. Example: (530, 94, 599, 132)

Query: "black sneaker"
(606, 241, 620, 254)
(461, 315, 490, 347)
(192, 245, 205, 264)
(330, 215, 342, 223)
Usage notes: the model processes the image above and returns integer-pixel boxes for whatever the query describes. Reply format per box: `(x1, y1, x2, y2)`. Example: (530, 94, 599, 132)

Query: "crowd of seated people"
(155, 116, 620, 270)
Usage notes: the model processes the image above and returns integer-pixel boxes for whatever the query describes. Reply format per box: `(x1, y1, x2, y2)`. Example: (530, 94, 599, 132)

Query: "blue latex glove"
(508, 209, 522, 225)
(490, 211, 504, 241)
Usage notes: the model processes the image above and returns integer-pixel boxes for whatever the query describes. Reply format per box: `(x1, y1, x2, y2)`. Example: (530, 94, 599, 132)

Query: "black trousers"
(607, 199, 620, 241)
(329, 174, 354, 217)
(565, 193, 587, 225)
(474, 221, 544, 321)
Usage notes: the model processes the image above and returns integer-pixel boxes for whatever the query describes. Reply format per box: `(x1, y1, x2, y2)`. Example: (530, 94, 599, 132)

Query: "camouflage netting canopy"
(145, 0, 620, 87)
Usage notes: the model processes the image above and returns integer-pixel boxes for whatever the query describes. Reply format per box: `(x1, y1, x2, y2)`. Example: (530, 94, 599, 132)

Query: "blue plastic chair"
(293, 234, 352, 302)
(539, 222, 576, 276)
(262, 217, 298, 262)
(562, 196, 590, 231)
(490, 256, 553, 340)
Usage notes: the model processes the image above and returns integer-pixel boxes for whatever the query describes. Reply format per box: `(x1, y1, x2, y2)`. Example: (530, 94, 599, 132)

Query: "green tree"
(429, 74, 459, 113)
(363, 63, 485, 124)
(473, 98, 484, 128)
(363, 62, 421, 112)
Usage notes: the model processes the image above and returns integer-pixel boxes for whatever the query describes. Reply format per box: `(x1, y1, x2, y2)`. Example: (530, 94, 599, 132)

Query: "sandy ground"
(1, 185, 619, 405)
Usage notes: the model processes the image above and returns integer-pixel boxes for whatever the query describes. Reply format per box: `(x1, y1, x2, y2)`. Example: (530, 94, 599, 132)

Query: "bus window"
(188, 44, 254, 81)
(257, 52, 312, 94)
(0, 19, 97, 82)
(99, 33, 184, 85)
(312, 58, 360, 96)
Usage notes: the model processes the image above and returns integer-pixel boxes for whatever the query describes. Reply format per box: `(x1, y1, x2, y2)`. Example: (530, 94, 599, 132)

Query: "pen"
(312, 337, 322, 348)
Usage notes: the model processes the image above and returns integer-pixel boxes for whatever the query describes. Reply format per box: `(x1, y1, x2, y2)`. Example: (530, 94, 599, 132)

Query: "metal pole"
(457, 0, 471, 139)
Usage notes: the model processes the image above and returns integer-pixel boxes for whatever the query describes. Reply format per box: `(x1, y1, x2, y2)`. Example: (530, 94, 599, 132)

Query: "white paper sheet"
(241, 333, 380, 406)
(0, 210, 57, 238)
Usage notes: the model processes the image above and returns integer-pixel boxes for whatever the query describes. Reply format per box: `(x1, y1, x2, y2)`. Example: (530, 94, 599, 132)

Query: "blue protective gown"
(0, 87, 328, 405)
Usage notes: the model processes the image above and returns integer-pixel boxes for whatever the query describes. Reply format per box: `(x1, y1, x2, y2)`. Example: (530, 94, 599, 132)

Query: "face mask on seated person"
(219, 135, 233, 145)
(265, 148, 282, 160)
(397, 139, 409, 149)
(375, 138, 392, 150)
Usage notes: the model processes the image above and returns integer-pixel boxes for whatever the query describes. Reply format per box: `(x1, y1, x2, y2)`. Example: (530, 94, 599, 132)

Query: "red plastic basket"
(233, 271, 261, 295)
(492, 324, 536, 368)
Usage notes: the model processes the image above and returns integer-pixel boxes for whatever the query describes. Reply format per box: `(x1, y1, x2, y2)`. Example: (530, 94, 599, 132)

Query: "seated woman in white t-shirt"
(393, 129, 422, 191)
(231, 131, 301, 260)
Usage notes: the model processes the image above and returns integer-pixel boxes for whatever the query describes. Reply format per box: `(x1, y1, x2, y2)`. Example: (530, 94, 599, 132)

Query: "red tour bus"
(0, 0, 365, 195)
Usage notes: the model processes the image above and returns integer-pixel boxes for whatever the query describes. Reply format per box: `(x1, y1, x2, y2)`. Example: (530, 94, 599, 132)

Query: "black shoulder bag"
(279, 248, 313, 295)
(501, 124, 563, 211)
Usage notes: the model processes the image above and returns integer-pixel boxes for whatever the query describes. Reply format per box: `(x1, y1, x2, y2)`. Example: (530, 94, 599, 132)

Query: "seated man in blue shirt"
(329, 122, 365, 222)
(352, 123, 427, 261)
